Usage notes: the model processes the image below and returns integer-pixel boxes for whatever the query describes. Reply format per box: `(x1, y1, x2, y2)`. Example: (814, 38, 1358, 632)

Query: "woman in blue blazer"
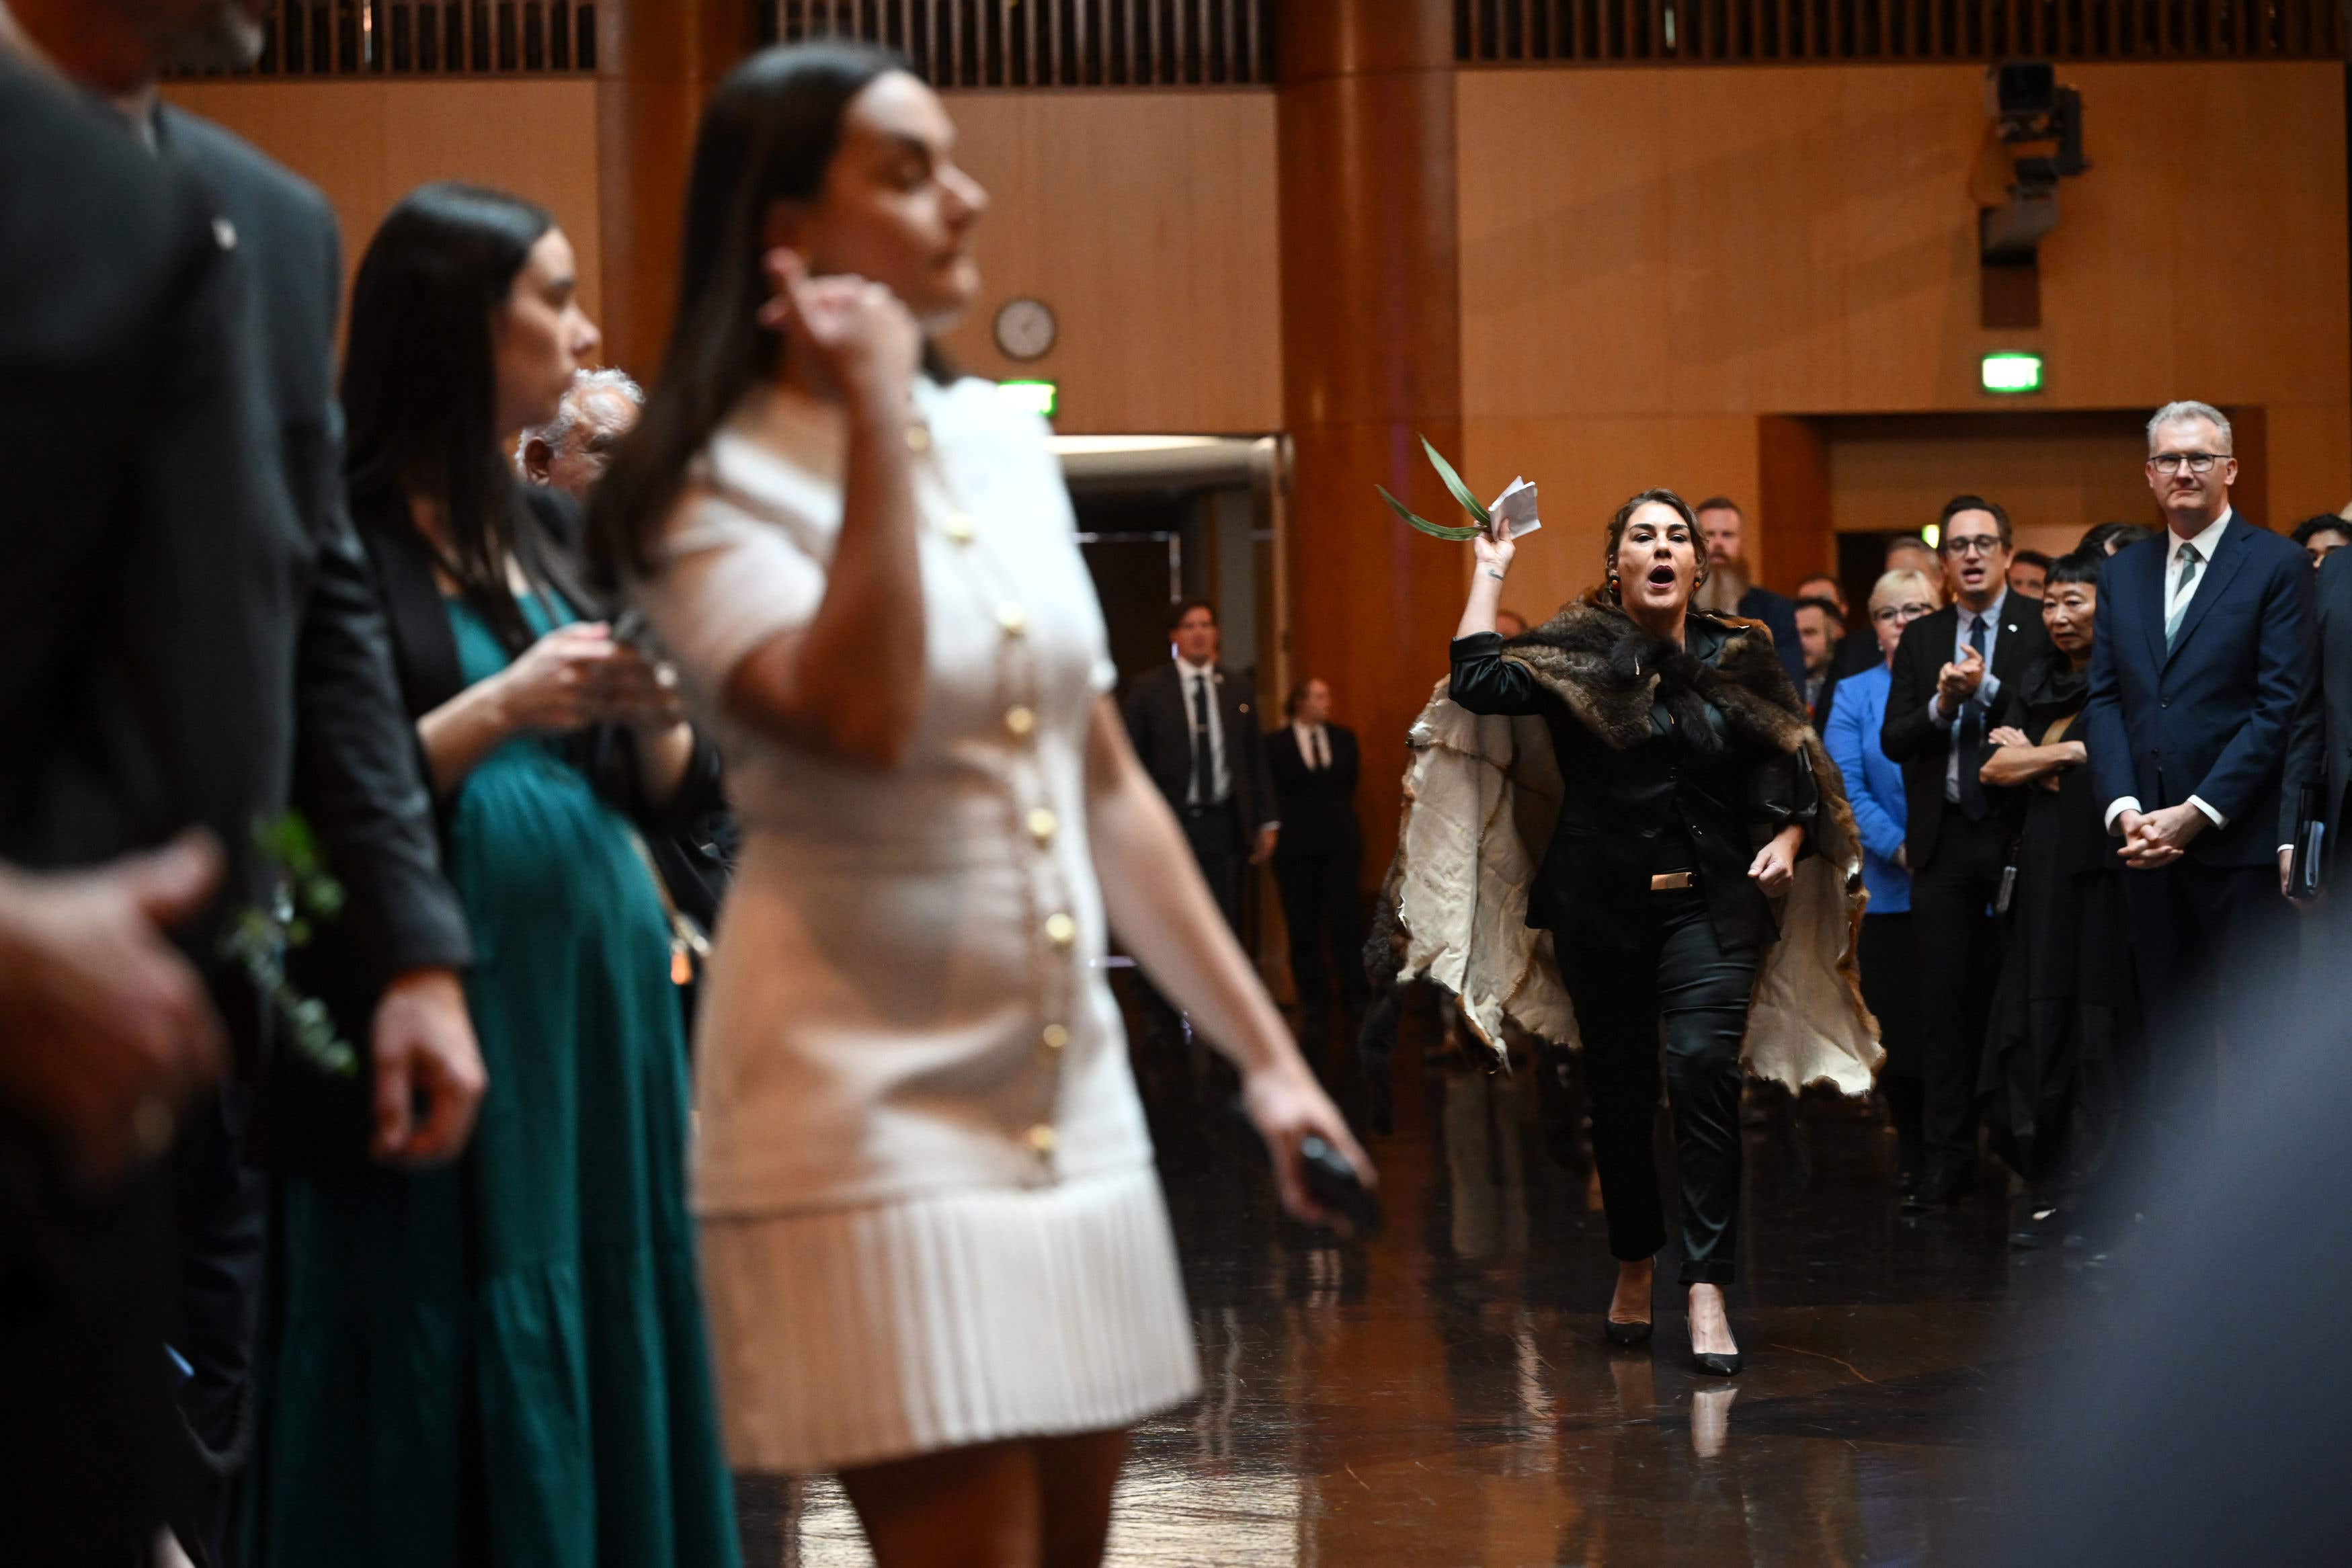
(1825, 567, 1941, 1193)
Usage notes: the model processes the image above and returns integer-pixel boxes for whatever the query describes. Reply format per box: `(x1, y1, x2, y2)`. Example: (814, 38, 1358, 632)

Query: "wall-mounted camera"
(1980, 60, 2090, 266)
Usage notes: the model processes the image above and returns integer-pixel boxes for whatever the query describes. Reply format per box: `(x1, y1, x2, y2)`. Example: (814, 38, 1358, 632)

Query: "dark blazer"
(1738, 584, 1808, 688)
(1264, 722, 1361, 860)
(1450, 620, 1816, 955)
(2082, 514, 2312, 869)
(2282, 545, 2352, 868)
(159, 107, 474, 1018)
(1879, 593, 2050, 870)
(0, 61, 300, 1561)
(1122, 661, 1276, 833)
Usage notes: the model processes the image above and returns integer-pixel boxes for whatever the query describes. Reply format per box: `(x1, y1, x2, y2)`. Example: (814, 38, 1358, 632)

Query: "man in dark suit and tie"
(2084, 401, 2310, 1188)
(1264, 677, 1365, 1037)
(1124, 599, 1278, 935)
(1880, 495, 2050, 1210)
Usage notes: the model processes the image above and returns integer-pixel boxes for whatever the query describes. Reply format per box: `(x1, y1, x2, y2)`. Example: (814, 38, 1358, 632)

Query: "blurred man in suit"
(1, 15, 299, 1557)
(2283, 546, 2352, 923)
(1793, 595, 1844, 721)
(1693, 496, 1807, 686)
(15, 2, 489, 1557)
(1880, 495, 2050, 1210)
(2084, 401, 2309, 1210)
(1123, 599, 1277, 934)
(1266, 677, 1364, 1039)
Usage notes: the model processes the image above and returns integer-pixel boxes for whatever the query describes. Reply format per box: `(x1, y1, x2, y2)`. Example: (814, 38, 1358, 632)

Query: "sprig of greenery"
(1374, 436, 1493, 541)
(217, 811, 356, 1077)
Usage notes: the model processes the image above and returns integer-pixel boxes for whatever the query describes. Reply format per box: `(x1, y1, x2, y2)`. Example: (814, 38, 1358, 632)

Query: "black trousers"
(167, 1084, 269, 1567)
(2111, 859, 2295, 1194)
(1272, 843, 1365, 1014)
(1, 1119, 177, 1565)
(1859, 913, 1924, 1175)
(1179, 802, 1244, 936)
(1909, 813, 2011, 1188)
(1558, 889, 1759, 1287)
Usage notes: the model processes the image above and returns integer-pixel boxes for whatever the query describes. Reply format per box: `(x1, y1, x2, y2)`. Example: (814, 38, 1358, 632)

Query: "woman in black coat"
(1447, 488, 1818, 1376)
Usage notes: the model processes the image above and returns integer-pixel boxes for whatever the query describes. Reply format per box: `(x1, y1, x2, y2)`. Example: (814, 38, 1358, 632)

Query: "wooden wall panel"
(1824, 413, 2158, 538)
(1457, 61, 2350, 562)
(932, 91, 1283, 434)
(163, 81, 605, 331)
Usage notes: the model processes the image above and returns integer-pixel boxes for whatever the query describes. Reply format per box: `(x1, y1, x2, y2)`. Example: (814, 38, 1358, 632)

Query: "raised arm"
(1449, 526, 1548, 715)
(719, 258, 927, 770)
(1082, 696, 1371, 1225)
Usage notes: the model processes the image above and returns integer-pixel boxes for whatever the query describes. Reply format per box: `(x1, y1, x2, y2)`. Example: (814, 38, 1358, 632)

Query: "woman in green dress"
(243, 183, 739, 1568)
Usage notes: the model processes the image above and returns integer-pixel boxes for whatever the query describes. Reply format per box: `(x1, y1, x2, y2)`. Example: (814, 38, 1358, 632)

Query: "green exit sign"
(999, 379, 1058, 419)
(1981, 352, 2044, 394)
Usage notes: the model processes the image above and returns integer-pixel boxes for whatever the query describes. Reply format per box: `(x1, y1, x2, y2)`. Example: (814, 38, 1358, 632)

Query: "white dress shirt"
(2103, 507, 2236, 835)
(1930, 588, 2009, 804)
(1291, 720, 1330, 771)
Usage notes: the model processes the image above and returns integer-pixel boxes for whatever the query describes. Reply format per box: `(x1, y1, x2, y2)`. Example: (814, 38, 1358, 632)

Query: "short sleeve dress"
(633, 376, 1201, 1474)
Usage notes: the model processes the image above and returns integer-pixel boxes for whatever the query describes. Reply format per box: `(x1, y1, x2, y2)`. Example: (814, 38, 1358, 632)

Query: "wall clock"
(992, 296, 1057, 362)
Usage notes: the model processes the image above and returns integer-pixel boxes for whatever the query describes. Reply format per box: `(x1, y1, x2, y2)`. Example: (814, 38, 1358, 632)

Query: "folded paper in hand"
(1488, 478, 1541, 542)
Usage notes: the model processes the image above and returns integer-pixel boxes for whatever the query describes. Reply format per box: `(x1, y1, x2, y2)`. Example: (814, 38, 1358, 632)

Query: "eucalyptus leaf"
(1376, 483, 1484, 542)
(1420, 436, 1492, 527)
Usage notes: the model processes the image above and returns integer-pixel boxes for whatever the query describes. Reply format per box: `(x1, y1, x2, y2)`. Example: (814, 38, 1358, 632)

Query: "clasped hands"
(2115, 804, 2205, 869)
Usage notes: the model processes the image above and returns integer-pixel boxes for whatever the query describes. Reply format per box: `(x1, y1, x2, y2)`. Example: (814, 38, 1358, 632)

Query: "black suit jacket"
(0, 71, 302, 938)
(2283, 546, 2352, 870)
(159, 108, 473, 1015)
(2080, 515, 2310, 870)
(1122, 661, 1275, 833)
(1264, 722, 1361, 860)
(1879, 594, 2050, 870)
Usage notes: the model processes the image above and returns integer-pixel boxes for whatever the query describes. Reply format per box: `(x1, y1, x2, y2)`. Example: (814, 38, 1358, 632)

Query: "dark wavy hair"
(590, 41, 950, 584)
(1599, 487, 1705, 606)
(343, 181, 581, 649)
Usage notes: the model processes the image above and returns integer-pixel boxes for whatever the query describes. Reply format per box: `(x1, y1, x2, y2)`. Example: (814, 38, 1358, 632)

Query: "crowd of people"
(8, 6, 2352, 1567)
(3, 17, 1363, 1568)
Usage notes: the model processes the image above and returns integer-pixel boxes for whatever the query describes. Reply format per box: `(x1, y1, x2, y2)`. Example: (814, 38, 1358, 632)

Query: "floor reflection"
(741, 987, 2064, 1566)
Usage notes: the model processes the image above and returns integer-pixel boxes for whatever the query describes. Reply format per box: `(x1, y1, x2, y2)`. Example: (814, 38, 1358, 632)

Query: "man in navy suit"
(2082, 401, 2311, 1182)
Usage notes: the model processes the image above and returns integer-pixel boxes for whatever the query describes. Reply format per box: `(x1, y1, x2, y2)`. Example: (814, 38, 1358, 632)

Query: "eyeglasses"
(2150, 452, 2225, 475)
(1872, 602, 1936, 624)
(1942, 536, 2003, 557)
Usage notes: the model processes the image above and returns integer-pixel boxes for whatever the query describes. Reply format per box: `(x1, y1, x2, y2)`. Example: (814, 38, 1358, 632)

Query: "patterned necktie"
(1190, 673, 1216, 807)
(1957, 612, 1990, 822)
(2166, 543, 2203, 648)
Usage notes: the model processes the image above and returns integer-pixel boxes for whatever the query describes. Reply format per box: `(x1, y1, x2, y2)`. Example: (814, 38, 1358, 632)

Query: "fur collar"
(1498, 600, 1811, 754)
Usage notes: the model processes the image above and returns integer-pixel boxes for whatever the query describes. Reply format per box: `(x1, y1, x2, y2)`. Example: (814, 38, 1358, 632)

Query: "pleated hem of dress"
(700, 1162, 1203, 1476)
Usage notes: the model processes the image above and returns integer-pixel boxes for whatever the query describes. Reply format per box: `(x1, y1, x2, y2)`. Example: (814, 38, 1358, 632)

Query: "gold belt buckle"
(1650, 871, 1695, 891)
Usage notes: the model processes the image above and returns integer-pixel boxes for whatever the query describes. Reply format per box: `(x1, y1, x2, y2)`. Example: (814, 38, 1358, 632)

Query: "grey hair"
(2147, 400, 2233, 454)
(513, 366, 646, 470)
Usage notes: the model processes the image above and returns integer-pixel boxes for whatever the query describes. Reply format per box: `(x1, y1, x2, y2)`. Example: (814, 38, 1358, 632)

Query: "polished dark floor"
(738, 989, 2111, 1567)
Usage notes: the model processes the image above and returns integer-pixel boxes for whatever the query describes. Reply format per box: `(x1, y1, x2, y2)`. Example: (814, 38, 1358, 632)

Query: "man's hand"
(1935, 645, 1985, 710)
(0, 833, 226, 1184)
(2117, 803, 2205, 869)
(1251, 826, 1279, 866)
(370, 968, 485, 1165)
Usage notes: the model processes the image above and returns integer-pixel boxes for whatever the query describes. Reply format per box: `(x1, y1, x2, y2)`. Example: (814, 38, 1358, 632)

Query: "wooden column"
(1276, 3, 1461, 885)
(595, 0, 756, 375)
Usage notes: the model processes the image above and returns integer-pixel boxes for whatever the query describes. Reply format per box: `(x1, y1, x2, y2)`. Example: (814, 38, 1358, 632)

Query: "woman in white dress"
(589, 42, 1371, 1568)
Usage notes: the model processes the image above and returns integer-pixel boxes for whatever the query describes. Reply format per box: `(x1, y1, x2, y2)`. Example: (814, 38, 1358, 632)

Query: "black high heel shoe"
(1604, 1317, 1654, 1348)
(1691, 1350, 1743, 1376)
